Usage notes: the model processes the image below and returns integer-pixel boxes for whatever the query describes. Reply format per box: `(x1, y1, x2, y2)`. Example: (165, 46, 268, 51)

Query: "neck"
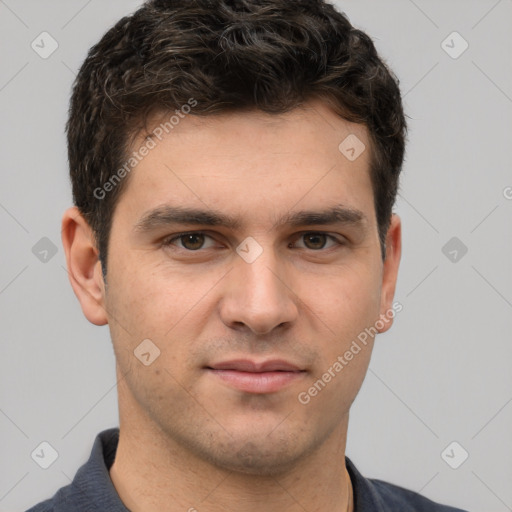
(109, 383, 353, 512)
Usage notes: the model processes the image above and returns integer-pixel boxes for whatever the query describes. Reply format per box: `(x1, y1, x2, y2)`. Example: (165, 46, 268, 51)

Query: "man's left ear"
(377, 214, 402, 334)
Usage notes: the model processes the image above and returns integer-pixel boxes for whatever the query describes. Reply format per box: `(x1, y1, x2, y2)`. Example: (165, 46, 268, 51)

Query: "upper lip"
(207, 359, 303, 372)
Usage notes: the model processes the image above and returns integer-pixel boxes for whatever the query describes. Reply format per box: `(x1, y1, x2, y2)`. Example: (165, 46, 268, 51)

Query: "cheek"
(104, 258, 222, 375)
(106, 257, 191, 334)
(312, 262, 382, 331)
(298, 275, 378, 417)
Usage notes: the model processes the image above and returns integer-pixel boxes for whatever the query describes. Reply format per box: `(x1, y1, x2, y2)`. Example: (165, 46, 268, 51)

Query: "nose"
(219, 248, 299, 335)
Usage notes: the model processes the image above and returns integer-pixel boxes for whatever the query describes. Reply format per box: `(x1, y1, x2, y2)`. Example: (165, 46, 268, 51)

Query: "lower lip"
(208, 369, 304, 393)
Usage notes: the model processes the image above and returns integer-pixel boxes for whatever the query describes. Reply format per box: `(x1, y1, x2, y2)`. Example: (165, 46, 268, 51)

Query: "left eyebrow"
(133, 204, 368, 234)
(279, 206, 367, 229)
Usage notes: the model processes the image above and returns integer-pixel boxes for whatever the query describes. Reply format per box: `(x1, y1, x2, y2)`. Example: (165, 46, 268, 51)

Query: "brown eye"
(303, 233, 328, 250)
(290, 232, 342, 251)
(179, 233, 206, 250)
(162, 232, 220, 253)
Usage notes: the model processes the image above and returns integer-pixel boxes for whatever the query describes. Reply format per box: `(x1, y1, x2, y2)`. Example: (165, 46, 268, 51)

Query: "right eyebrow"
(133, 206, 242, 233)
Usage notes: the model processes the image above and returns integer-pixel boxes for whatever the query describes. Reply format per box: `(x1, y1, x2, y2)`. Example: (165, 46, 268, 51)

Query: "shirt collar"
(68, 428, 129, 511)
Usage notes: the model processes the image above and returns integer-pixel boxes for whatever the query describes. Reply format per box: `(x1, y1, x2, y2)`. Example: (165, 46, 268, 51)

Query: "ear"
(377, 214, 402, 334)
(61, 207, 108, 326)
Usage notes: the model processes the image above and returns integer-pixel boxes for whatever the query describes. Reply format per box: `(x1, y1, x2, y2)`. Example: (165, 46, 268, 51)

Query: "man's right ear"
(61, 207, 108, 326)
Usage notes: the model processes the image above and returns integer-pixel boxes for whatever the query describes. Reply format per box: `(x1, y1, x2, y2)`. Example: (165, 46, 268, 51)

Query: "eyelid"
(291, 231, 346, 249)
(162, 231, 219, 249)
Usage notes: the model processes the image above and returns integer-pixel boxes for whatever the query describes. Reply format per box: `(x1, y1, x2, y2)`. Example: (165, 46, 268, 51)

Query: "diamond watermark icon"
(441, 441, 469, 469)
(441, 32, 468, 60)
(442, 237, 468, 263)
(339, 134, 366, 162)
(32, 237, 58, 263)
(134, 339, 161, 366)
(236, 237, 263, 264)
(31, 31, 59, 59)
(31, 441, 59, 469)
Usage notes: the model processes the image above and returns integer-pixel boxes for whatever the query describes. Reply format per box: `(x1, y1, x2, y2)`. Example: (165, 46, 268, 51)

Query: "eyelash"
(161, 231, 345, 251)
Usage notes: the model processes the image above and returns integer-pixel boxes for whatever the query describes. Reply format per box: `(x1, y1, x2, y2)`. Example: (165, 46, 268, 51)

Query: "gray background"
(1, 1, 511, 511)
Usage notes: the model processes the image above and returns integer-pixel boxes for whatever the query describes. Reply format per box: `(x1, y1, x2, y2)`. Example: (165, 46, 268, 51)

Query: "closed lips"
(206, 359, 304, 372)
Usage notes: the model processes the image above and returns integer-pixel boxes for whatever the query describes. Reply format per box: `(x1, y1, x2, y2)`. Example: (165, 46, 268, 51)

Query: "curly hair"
(67, 0, 406, 273)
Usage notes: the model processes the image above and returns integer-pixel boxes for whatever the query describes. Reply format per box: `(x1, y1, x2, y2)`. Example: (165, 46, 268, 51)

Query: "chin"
(220, 441, 306, 476)
(182, 426, 323, 477)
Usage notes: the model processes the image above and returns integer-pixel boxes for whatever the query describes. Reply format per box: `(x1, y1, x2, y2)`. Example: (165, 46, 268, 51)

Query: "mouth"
(205, 359, 307, 394)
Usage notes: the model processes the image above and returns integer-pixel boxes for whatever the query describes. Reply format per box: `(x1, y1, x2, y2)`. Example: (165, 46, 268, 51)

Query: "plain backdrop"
(1, 1, 511, 511)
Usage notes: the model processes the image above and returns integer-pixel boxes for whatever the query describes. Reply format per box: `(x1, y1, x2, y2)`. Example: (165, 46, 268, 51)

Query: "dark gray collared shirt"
(26, 428, 467, 512)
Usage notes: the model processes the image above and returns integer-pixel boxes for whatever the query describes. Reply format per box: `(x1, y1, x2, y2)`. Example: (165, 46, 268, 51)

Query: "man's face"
(95, 101, 400, 475)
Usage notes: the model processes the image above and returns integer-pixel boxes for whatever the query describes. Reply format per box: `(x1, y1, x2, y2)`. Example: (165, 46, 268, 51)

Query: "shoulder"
(345, 456, 468, 512)
(25, 428, 122, 512)
(369, 478, 468, 512)
(24, 483, 84, 512)
(25, 501, 52, 512)
(25, 490, 71, 512)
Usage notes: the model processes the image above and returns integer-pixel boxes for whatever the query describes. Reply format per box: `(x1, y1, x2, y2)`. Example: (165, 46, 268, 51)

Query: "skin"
(62, 99, 401, 512)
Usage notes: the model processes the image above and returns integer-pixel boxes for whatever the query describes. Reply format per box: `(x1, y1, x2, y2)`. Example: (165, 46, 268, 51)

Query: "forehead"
(117, 100, 375, 227)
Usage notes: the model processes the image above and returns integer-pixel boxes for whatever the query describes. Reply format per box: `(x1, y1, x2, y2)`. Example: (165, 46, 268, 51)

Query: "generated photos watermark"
(298, 301, 403, 405)
(93, 98, 197, 200)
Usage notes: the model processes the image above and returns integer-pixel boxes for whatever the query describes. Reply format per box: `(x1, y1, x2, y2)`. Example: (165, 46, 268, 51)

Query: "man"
(27, 0, 468, 510)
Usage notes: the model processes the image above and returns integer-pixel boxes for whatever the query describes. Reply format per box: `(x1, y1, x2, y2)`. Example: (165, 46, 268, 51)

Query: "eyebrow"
(134, 204, 367, 234)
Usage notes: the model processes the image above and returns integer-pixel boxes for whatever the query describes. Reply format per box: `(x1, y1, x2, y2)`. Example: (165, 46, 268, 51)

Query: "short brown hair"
(67, 0, 406, 274)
